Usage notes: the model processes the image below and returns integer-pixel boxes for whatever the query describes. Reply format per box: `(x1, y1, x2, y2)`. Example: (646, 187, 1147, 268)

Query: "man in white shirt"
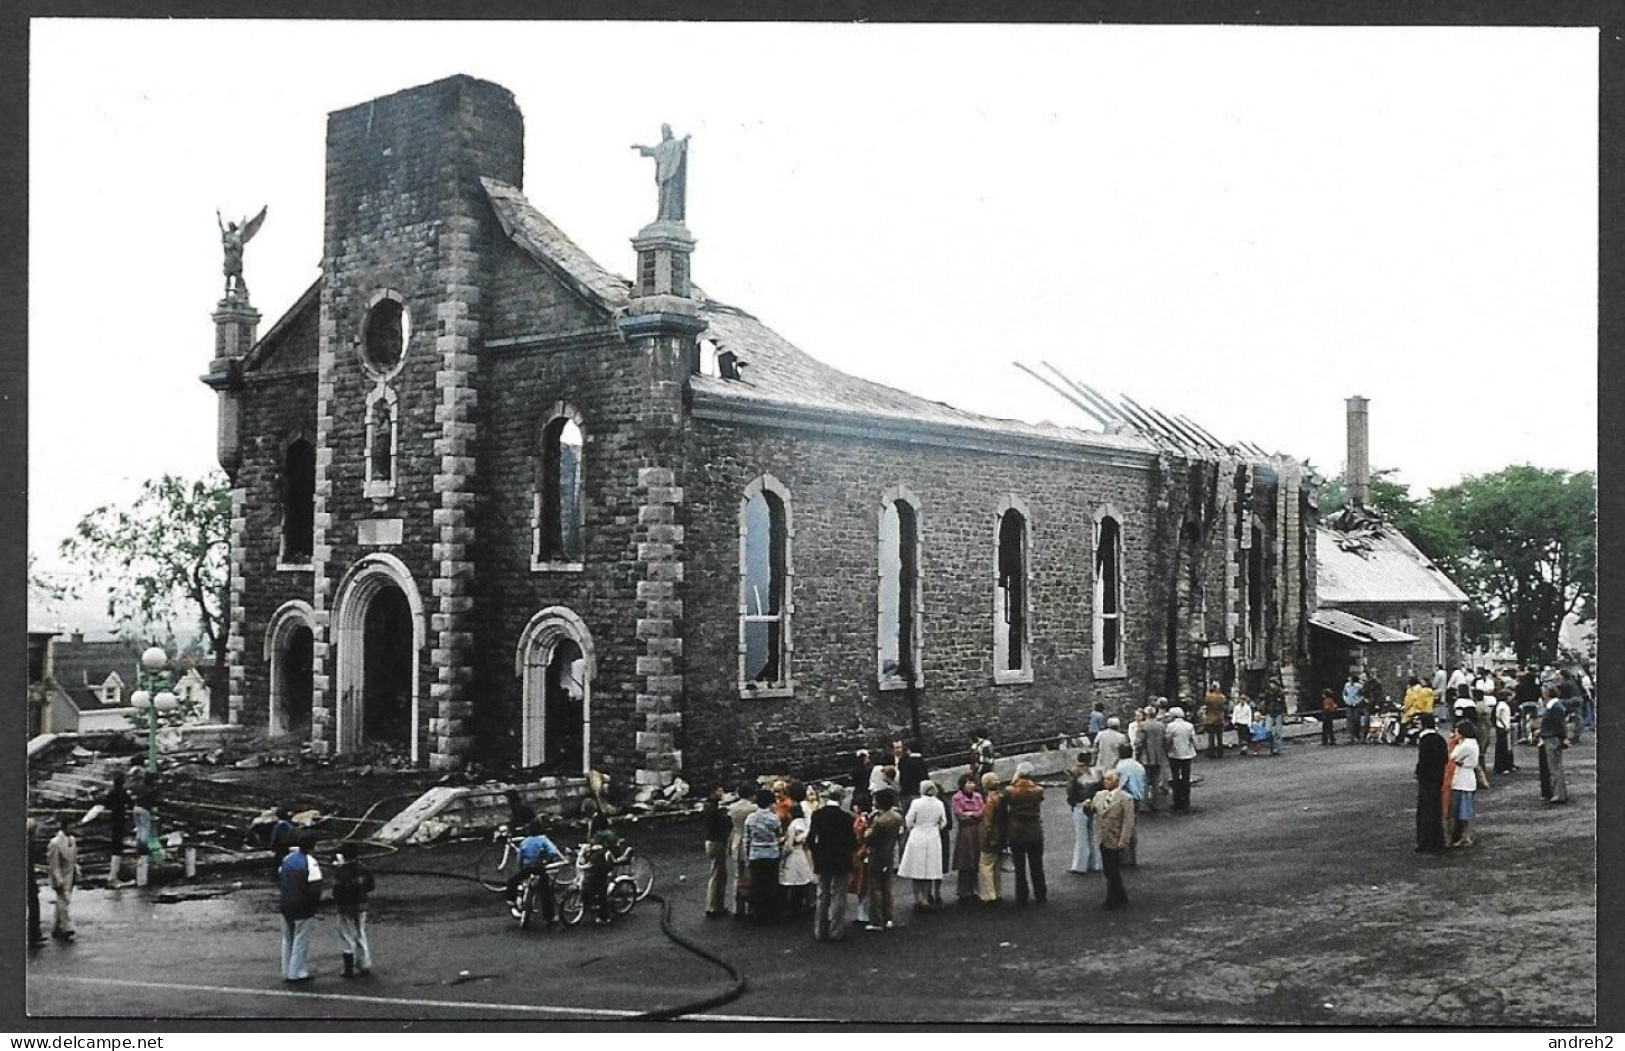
(1164, 707, 1199, 812)
(1093, 719, 1127, 775)
(1492, 693, 1517, 774)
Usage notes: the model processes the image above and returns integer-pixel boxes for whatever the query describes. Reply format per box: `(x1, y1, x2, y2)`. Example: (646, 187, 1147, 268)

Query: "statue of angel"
(218, 205, 267, 298)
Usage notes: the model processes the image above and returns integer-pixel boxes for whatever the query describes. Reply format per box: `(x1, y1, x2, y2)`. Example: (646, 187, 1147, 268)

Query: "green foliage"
(1425, 466, 1595, 665)
(57, 473, 231, 668)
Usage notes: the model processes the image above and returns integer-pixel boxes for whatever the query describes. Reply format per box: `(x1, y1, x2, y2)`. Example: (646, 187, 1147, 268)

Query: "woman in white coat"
(896, 780, 947, 911)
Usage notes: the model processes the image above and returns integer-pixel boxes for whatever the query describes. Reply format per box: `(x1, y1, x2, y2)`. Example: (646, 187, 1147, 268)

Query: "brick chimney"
(1346, 395, 1370, 508)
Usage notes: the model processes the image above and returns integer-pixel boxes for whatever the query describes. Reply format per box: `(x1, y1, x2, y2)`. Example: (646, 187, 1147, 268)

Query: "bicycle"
(611, 844, 654, 902)
(574, 844, 640, 923)
(475, 824, 523, 893)
(514, 856, 583, 930)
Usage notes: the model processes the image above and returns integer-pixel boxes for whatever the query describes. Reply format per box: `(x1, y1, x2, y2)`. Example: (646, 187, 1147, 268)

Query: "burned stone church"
(203, 75, 1320, 788)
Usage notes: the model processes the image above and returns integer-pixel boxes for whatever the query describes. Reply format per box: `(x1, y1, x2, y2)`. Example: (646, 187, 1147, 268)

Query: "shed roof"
(1310, 608, 1419, 645)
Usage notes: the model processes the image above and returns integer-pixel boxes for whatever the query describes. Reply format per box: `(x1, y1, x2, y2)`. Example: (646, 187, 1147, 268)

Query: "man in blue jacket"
(278, 841, 321, 982)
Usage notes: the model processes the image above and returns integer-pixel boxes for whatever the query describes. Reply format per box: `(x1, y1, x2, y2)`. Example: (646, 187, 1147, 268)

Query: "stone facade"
(208, 75, 1321, 788)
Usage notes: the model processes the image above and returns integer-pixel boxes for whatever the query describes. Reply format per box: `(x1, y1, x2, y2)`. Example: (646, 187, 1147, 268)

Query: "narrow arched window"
(740, 476, 792, 695)
(534, 413, 585, 566)
(1095, 513, 1125, 675)
(878, 492, 922, 688)
(994, 502, 1030, 681)
(282, 438, 315, 563)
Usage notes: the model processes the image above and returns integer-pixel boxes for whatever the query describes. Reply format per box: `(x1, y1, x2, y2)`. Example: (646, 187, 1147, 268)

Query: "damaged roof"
(1310, 608, 1420, 644)
(480, 181, 1158, 461)
(689, 303, 1157, 459)
(1316, 521, 1469, 606)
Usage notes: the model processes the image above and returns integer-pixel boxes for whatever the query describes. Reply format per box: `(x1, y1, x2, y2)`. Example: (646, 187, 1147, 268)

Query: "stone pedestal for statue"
(211, 294, 261, 360)
(203, 295, 260, 480)
(630, 220, 698, 311)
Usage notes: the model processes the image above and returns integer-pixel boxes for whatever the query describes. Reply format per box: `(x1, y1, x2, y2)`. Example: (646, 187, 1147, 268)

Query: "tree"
(1424, 466, 1595, 665)
(57, 473, 231, 692)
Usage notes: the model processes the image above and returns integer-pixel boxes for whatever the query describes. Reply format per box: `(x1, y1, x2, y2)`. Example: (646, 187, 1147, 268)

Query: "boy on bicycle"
(507, 822, 565, 923)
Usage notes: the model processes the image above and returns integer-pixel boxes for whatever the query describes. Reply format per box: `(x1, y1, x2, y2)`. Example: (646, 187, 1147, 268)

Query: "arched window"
(994, 499, 1031, 683)
(878, 489, 923, 689)
(281, 438, 315, 564)
(364, 386, 398, 499)
(534, 410, 585, 567)
(740, 475, 793, 696)
(1094, 510, 1126, 677)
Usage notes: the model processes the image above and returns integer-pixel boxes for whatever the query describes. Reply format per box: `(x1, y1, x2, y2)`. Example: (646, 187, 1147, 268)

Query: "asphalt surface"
(24, 731, 1597, 1026)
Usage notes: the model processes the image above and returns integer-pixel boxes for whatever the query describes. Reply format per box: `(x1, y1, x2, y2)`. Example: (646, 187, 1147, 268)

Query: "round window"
(362, 297, 409, 375)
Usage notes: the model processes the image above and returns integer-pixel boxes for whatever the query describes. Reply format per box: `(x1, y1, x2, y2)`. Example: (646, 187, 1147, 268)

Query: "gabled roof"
(1317, 520, 1469, 606)
(480, 178, 632, 313)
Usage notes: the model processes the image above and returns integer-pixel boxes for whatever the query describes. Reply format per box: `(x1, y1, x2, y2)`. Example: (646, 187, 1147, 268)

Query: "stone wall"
(232, 369, 318, 730)
(470, 328, 649, 777)
(677, 418, 1162, 783)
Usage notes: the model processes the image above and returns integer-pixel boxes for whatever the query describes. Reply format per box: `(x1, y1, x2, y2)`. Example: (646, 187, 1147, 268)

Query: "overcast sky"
(28, 20, 1598, 627)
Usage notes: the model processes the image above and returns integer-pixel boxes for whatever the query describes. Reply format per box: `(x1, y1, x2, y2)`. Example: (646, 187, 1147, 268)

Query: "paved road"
(24, 733, 1596, 1026)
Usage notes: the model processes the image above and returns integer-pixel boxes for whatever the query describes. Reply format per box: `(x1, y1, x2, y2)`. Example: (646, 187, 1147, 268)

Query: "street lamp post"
(129, 647, 178, 776)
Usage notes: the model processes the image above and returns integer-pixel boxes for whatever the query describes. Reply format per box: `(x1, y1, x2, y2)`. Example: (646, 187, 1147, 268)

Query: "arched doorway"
(332, 554, 425, 761)
(265, 601, 316, 739)
(362, 586, 413, 749)
(516, 607, 595, 773)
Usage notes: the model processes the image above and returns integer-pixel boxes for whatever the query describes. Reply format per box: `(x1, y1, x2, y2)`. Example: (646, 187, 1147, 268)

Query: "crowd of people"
(701, 712, 1211, 938)
(701, 660, 1594, 940)
(1329, 661, 1593, 747)
(1408, 665, 1587, 854)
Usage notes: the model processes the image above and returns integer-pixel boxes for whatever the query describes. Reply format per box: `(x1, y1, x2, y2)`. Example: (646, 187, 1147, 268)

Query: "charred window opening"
(879, 498, 921, 686)
(362, 297, 408, 375)
(1096, 515, 1123, 670)
(996, 508, 1027, 674)
(282, 439, 315, 562)
(536, 416, 584, 563)
(741, 481, 791, 691)
(360, 298, 406, 376)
